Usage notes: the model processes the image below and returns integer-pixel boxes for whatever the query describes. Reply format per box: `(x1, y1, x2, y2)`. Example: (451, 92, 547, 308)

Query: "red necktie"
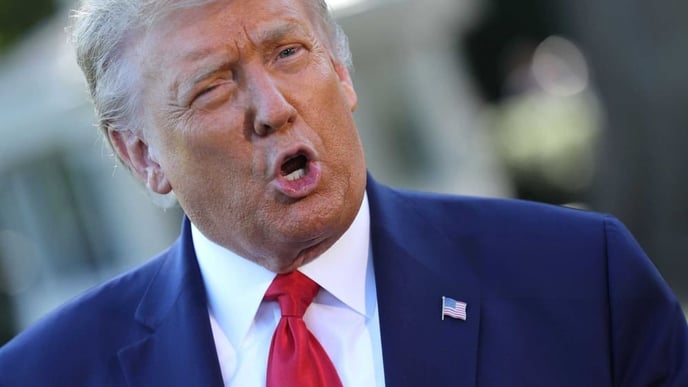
(264, 271, 343, 387)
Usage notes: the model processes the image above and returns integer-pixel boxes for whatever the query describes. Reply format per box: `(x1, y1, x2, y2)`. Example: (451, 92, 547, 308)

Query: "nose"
(249, 71, 297, 137)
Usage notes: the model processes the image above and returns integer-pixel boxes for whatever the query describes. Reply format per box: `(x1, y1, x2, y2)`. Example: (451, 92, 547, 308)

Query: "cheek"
(153, 118, 259, 192)
(300, 71, 353, 126)
(159, 107, 244, 160)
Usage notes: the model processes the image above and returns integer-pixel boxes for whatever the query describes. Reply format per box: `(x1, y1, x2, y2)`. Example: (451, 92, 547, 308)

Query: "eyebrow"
(251, 21, 309, 47)
(178, 21, 308, 65)
(171, 21, 310, 101)
(172, 55, 231, 103)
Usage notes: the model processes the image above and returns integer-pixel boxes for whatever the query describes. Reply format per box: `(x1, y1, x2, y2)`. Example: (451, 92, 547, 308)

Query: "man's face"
(114, 0, 366, 272)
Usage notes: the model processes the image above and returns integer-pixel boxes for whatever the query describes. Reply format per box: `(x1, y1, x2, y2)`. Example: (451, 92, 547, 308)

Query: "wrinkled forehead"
(141, 0, 320, 37)
(137, 0, 217, 31)
(125, 0, 329, 92)
(135, 0, 324, 59)
(130, 0, 332, 70)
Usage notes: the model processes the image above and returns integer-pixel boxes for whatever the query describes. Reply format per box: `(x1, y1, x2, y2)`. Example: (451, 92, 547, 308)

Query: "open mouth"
(280, 153, 309, 181)
(271, 146, 321, 198)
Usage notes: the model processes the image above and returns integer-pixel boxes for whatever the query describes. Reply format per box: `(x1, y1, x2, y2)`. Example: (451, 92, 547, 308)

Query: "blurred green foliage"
(0, 0, 57, 54)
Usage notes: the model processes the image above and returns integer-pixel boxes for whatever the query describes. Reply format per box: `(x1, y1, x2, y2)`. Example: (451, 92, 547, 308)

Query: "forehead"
(139, 0, 315, 57)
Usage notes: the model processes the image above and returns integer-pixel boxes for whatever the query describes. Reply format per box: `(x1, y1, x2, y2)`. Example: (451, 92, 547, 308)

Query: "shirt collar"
(193, 193, 371, 349)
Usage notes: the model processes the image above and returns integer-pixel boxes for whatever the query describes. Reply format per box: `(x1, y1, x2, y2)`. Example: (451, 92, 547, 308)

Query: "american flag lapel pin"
(442, 296, 467, 321)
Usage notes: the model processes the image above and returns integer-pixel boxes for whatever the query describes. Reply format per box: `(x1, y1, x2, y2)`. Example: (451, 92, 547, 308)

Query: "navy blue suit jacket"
(1, 178, 687, 386)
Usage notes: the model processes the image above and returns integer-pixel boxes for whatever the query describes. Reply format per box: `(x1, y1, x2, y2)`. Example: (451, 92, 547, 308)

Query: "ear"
(333, 60, 358, 112)
(108, 129, 172, 194)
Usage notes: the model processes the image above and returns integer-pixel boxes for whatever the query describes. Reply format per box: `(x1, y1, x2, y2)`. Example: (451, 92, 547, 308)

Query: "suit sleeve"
(605, 216, 688, 386)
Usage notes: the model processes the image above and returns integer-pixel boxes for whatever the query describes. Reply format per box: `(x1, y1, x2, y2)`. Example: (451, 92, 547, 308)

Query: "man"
(0, 0, 686, 385)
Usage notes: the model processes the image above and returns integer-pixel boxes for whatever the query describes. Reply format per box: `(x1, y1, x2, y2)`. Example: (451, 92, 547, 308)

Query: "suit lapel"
(118, 219, 224, 387)
(367, 178, 481, 387)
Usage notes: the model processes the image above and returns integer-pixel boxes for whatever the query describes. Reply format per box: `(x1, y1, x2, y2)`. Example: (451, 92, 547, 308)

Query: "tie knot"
(264, 271, 319, 317)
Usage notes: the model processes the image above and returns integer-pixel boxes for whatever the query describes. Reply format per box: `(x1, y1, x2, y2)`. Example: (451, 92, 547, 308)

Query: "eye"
(190, 83, 222, 105)
(272, 44, 308, 73)
(197, 84, 220, 98)
(190, 80, 233, 109)
(278, 46, 299, 59)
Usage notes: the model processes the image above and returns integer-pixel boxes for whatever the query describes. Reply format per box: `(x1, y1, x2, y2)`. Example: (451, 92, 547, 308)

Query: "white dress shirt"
(193, 194, 386, 386)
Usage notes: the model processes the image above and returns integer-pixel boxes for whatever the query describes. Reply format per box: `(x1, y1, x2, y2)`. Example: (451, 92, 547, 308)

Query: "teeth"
(284, 168, 306, 181)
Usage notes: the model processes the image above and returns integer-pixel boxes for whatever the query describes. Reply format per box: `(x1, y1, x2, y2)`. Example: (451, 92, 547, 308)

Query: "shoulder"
(367, 182, 626, 296)
(368, 180, 688, 383)
(369, 180, 608, 239)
